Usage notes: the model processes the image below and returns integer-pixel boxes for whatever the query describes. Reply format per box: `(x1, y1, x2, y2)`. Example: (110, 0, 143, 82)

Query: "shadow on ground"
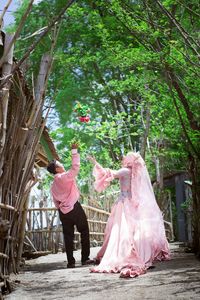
(5, 243, 200, 300)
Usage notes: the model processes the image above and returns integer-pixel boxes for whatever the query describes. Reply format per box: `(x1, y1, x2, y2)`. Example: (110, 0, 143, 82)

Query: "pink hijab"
(122, 152, 145, 208)
(122, 152, 145, 170)
(93, 152, 160, 213)
(122, 152, 159, 211)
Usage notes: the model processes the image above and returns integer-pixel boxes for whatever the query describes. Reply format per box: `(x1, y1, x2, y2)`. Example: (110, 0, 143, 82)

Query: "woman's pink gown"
(90, 163, 170, 278)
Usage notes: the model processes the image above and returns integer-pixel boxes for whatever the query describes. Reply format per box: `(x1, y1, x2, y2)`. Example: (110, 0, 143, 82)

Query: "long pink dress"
(90, 155, 170, 278)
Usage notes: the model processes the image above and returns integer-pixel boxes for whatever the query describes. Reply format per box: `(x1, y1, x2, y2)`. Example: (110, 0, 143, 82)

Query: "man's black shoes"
(67, 259, 95, 268)
(67, 263, 75, 268)
(81, 259, 95, 266)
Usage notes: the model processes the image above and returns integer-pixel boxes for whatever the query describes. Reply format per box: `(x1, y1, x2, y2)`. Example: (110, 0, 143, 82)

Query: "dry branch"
(0, 0, 13, 28)
(0, 0, 76, 89)
(0, 0, 34, 69)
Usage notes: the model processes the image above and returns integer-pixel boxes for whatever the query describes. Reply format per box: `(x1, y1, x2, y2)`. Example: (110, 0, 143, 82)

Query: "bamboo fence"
(24, 193, 174, 257)
(24, 205, 110, 256)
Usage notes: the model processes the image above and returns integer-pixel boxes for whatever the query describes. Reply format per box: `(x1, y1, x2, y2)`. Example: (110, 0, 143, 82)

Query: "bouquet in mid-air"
(74, 102, 90, 123)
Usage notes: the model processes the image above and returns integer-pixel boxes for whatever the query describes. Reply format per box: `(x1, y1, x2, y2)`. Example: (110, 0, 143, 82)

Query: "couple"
(47, 144, 170, 277)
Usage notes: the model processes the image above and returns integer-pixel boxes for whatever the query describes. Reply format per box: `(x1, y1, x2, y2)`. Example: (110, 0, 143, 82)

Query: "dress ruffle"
(93, 164, 114, 192)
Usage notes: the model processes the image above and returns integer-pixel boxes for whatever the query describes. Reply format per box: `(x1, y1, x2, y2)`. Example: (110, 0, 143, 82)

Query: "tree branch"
(0, 0, 76, 90)
(167, 68, 200, 131)
(168, 81, 200, 159)
(0, 0, 34, 68)
(155, 0, 200, 58)
(0, 0, 13, 28)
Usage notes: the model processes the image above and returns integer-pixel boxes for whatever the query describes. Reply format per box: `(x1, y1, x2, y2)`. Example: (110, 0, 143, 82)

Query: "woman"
(88, 152, 170, 278)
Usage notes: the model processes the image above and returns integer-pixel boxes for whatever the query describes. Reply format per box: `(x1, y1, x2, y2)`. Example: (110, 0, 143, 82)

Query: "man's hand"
(71, 143, 79, 149)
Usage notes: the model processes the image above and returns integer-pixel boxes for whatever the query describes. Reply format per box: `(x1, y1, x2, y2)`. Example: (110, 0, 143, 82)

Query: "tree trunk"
(188, 155, 200, 257)
(141, 103, 151, 159)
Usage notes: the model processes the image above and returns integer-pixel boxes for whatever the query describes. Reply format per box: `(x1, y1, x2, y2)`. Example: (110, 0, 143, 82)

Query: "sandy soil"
(5, 243, 200, 300)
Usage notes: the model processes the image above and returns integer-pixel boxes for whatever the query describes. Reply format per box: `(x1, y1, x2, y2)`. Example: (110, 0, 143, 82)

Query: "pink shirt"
(51, 149, 80, 214)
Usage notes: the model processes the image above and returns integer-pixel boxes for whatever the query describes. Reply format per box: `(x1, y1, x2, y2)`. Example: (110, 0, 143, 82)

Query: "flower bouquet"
(74, 102, 90, 123)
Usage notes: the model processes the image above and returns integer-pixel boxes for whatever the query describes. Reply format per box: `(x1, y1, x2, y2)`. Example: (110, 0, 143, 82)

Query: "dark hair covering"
(47, 160, 57, 174)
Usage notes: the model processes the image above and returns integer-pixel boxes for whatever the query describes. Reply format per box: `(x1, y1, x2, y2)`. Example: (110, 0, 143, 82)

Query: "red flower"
(79, 116, 90, 123)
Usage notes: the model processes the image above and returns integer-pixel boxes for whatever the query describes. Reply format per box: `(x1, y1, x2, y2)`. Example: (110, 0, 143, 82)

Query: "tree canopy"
(11, 0, 199, 174)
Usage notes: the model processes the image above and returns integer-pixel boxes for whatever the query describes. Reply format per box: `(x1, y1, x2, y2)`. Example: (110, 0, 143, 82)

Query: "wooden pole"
(16, 194, 29, 269)
(0, 34, 14, 177)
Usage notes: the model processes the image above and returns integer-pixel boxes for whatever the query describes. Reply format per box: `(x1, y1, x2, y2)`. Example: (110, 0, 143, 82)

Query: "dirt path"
(5, 243, 200, 300)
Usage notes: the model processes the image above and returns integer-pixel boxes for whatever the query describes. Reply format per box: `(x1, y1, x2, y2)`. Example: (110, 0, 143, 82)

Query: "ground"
(5, 243, 200, 300)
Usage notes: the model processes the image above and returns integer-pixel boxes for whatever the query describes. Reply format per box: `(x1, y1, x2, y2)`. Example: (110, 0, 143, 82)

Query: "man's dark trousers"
(59, 201, 90, 265)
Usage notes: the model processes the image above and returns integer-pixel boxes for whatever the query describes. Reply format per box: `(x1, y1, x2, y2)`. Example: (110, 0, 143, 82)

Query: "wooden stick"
(82, 205, 110, 215)
(16, 194, 29, 269)
(87, 219, 107, 224)
(0, 203, 16, 211)
(25, 230, 105, 236)
(0, 235, 16, 240)
(27, 205, 110, 215)
(0, 0, 13, 27)
(0, 34, 14, 180)
(0, 252, 9, 259)
(0, 0, 34, 68)
(24, 235, 38, 252)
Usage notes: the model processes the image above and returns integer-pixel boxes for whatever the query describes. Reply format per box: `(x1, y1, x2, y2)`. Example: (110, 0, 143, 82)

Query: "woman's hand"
(87, 155, 96, 164)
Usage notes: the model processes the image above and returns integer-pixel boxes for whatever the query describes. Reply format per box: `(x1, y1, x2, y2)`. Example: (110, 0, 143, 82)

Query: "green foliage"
(11, 0, 200, 194)
(181, 198, 193, 212)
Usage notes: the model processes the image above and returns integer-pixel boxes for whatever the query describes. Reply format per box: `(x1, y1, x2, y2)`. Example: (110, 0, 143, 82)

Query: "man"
(47, 143, 93, 268)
